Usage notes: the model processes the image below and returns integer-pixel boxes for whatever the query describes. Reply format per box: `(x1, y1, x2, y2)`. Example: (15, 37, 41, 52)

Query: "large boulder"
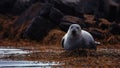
(49, 0, 84, 18)
(39, 3, 53, 18)
(11, 3, 64, 40)
(49, 7, 64, 25)
(39, 3, 64, 24)
(23, 16, 56, 40)
(10, 3, 43, 38)
(49, 0, 120, 23)
(12, 3, 43, 30)
(59, 15, 85, 32)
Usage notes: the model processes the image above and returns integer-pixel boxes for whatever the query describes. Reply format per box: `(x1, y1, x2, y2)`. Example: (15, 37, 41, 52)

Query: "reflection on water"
(0, 48, 30, 54)
(0, 61, 64, 68)
(0, 48, 32, 58)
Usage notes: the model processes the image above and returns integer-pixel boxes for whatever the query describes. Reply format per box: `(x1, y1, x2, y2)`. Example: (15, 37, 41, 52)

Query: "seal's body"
(62, 24, 99, 50)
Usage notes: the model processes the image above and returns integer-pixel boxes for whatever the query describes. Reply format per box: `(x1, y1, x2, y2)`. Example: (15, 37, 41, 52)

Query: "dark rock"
(0, 0, 33, 15)
(77, 0, 99, 14)
(0, 0, 16, 13)
(106, 0, 120, 22)
(0, 0, 48, 15)
(59, 15, 85, 32)
(96, 0, 120, 22)
(49, 0, 120, 22)
(89, 29, 105, 39)
(10, 3, 43, 38)
(39, 3, 64, 25)
(59, 22, 71, 32)
(109, 23, 120, 35)
(23, 16, 56, 40)
(49, 0, 84, 18)
(49, 7, 64, 25)
(12, 3, 43, 31)
(30, 0, 48, 3)
(100, 24, 109, 30)
(11, 3, 63, 39)
(98, 19, 111, 30)
(49, 0, 98, 19)
(39, 3, 53, 18)
(12, 0, 32, 15)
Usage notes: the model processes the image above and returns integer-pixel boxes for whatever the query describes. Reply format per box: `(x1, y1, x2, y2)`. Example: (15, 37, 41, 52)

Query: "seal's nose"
(72, 30, 76, 35)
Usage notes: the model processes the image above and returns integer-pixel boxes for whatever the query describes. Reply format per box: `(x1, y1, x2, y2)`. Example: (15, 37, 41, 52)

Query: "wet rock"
(109, 23, 120, 35)
(23, 16, 56, 40)
(59, 15, 85, 32)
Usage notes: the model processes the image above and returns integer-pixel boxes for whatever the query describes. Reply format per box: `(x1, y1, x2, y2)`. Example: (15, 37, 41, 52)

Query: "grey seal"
(61, 24, 100, 50)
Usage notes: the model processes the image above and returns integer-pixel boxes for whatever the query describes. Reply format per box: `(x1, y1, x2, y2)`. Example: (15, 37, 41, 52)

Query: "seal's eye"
(71, 26, 73, 29)
(76, 27, 79, 30)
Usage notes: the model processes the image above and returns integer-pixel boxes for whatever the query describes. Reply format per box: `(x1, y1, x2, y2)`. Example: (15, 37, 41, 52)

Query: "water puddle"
(0, 61, 64, 68)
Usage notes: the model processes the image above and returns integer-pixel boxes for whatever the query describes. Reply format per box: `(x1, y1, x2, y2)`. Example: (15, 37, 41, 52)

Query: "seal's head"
(68, 24, 81, 36)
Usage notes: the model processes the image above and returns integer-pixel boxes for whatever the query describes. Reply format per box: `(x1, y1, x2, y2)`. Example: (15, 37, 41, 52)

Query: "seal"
(61, 24, 100, 50)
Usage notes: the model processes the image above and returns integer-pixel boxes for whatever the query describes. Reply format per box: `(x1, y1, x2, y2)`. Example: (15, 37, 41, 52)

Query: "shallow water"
(0, 48, 32, 58)
(0, 47, 119, 67)
(0, 61, 63, 68)
(0, 48, 29, 54)
(0, 47, 64, 68)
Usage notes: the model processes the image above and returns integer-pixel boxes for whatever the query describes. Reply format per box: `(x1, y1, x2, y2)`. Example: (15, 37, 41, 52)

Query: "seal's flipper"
(95, 41, 100, 45)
